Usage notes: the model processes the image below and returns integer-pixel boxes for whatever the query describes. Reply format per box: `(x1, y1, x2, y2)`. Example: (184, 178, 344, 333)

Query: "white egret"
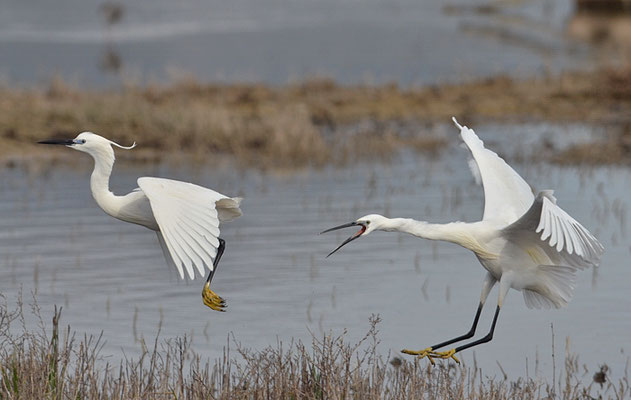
(321, 118, 604, 363)
(38, 133, 242, 311)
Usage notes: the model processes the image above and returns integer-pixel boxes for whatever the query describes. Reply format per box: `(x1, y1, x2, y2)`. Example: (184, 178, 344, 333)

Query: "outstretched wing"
(138, 177, 229, 280)
(454, 118, 534, 224)
(504, 191, 604, 269)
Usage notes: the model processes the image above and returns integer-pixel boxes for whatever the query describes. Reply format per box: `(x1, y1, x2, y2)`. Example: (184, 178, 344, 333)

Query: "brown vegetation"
(0, 296, 628, 399)
(2, 64, 631, 168)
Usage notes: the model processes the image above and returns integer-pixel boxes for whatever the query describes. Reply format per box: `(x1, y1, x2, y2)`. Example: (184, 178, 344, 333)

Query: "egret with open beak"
(319, 118, 603, 365)
(321, 215, 387, 257)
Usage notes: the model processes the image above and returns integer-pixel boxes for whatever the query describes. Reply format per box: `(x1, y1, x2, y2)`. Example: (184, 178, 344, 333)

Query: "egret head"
(320, 214, 387, 257)
(38, 132, 136, 156)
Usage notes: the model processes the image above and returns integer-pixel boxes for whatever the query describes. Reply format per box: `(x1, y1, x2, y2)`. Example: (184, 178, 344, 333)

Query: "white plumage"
(455, 117, 535, 225)
(39, 132, 242, 310)
(138, 177, 241, 280)
(322, 118, 604, 359)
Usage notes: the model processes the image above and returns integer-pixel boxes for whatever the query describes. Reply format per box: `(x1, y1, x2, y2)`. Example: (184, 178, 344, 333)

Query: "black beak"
(320, 222, 367, 257)
(38, 139, 75, 146)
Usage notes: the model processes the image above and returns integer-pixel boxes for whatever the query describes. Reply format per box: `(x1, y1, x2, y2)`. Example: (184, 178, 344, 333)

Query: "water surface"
(0, 123, 629, 381)
(0, 0, 594, 86)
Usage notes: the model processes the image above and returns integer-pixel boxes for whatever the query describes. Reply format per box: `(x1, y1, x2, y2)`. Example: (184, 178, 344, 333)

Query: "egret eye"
(365, 221, 370, 225)
(79, 139, 86, 144)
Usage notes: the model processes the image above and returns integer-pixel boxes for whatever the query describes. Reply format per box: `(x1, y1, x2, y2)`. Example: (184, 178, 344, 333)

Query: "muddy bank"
(1, 66, 631, 168)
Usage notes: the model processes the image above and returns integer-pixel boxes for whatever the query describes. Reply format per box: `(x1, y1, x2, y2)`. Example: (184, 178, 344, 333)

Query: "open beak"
(38, 139, 76, 146)
(320, 222, 367, 257)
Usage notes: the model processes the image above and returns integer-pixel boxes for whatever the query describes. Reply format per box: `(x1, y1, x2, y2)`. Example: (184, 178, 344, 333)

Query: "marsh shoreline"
(1, 65, 631, 168)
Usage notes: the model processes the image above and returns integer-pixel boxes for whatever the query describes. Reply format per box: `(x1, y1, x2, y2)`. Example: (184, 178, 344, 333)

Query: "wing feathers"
(562, 217, 574, 254)
(175, 219, 217, 261)
(178, 218, 220, 250)
(173, 221, 210, 277)
(454, 118, 534, 224)
(162, 224, 195, 279)
(506, 192, 604, 269)
(157, 232, 184, 279)
(185, 208, 221, 237)
(540, 196, 603, 264)
(138, 177, 242, 280)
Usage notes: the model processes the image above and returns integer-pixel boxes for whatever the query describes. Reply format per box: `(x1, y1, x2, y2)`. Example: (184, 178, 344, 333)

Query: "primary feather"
(503, 191, 603, 270)
(453, 117, 534, 225)
(138, 177, 242, 280)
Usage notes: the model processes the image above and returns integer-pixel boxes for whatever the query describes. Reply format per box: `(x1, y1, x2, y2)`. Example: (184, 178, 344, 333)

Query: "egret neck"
(88, 144, 122, 217)
(379, 218, 497, 260)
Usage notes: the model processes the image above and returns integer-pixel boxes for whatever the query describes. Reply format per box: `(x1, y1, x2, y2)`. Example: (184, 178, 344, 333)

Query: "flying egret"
(321, 118, 604, 363)
(38, 133, 242, 311)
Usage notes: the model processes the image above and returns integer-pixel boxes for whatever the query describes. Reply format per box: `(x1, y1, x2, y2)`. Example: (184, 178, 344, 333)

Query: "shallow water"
(1, 123, 630, 381)
(0, 0, 595, 87)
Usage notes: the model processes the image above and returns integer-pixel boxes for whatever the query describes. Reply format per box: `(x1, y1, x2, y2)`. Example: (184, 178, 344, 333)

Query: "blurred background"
(1, 0, 629, 86)
(1, 0, 630, 388)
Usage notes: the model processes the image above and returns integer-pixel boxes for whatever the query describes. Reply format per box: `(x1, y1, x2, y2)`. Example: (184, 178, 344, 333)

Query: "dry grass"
(1, 296, 628, 400)
(0, 78, 448, 169)
(2, 64, 631, 168)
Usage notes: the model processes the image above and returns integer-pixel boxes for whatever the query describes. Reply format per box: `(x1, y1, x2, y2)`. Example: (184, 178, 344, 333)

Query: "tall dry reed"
(0, 295, 628, 399)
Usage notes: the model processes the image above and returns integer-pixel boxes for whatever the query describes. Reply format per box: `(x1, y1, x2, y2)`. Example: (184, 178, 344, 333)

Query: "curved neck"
(89, 146, 120, 216)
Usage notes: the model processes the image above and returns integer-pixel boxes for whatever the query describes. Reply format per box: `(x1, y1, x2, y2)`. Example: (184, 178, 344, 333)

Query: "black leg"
(205, 238, 225, 285)
(401, 273, 498, 361)
(202, 238, 227, 311)
(454, 305, 501, 353)
(430, 302, 484, 351)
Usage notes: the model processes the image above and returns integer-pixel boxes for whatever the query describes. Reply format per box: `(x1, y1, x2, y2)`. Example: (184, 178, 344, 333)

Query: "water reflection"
(99, 2, 124, 75)
(99, 46, 122, 74)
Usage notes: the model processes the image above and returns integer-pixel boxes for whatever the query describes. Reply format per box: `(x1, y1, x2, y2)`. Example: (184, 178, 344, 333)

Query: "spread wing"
(138, 177, 229, 280)
(454, 118, 534, 224)
(504, 191, 604, 269)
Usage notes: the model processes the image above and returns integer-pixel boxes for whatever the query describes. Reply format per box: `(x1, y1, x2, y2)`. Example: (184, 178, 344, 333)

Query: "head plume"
(109, 139, 136, 150)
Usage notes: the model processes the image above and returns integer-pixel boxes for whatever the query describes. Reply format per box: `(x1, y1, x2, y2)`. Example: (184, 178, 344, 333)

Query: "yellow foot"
(401, 347, 460, 365)
(430, 348, 460, 364)
(401, 347, 433, 357)
(202, 282, 227, 312)
(401, 347, 435, 365)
